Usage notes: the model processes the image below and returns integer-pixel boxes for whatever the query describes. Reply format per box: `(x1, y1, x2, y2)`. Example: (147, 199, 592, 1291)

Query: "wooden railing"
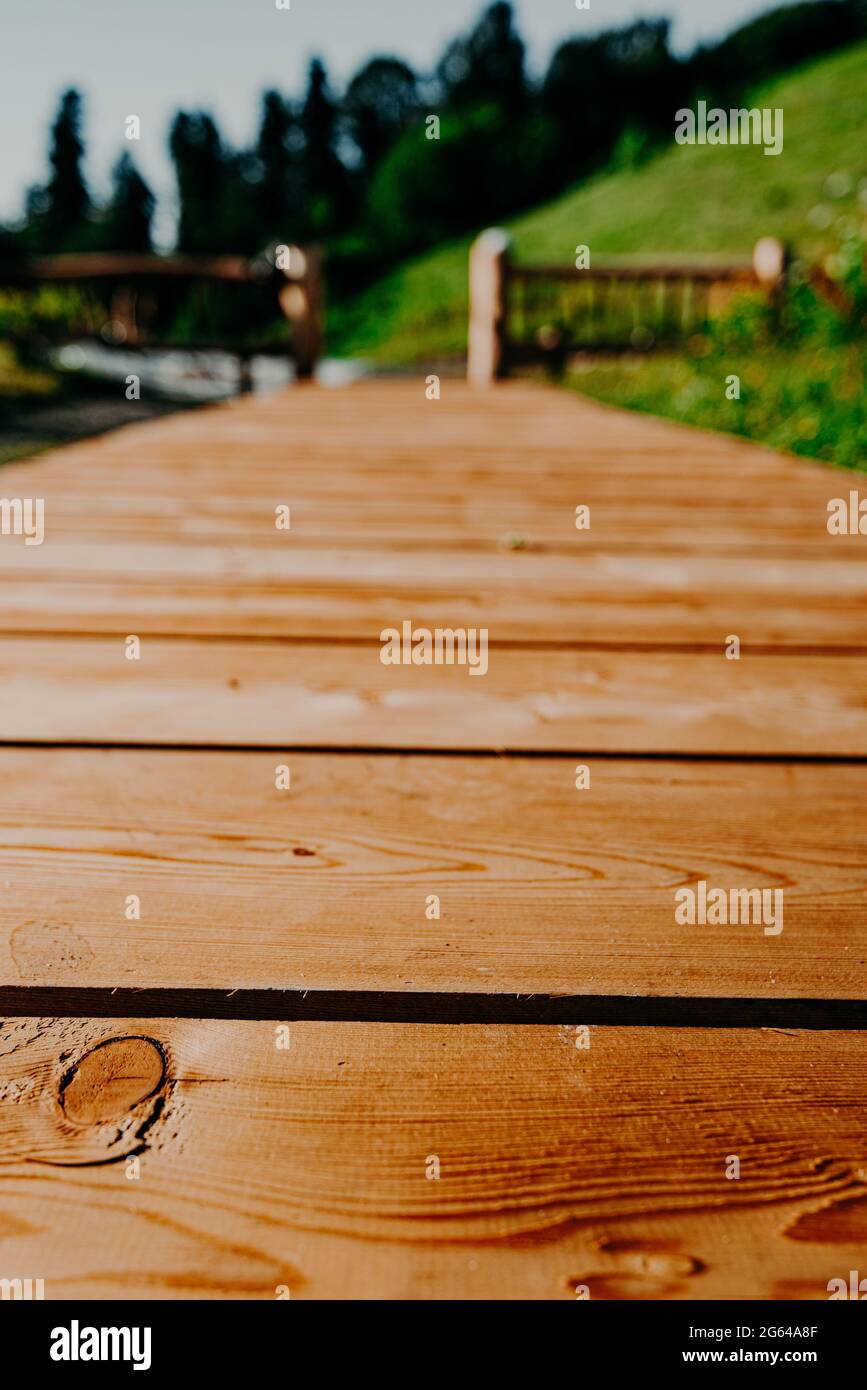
(467, 229, 788, 385)
(0, 245, 324, 383)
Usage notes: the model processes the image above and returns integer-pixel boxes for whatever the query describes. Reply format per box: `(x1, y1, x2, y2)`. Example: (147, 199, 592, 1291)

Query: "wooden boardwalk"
(1, 380, 865, 1300)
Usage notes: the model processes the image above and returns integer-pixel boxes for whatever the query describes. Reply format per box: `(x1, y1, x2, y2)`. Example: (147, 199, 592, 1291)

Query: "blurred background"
(0, 0, 865, 467)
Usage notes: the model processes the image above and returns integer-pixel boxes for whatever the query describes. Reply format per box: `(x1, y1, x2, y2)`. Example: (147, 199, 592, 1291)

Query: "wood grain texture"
(3, 543, 865, 645)
(2, 1017, 866, 1300)
(0, 749, 863, 998)
(1, 382, 863, 646)
(0, 493, 851, 552)
(1, 638, 866, 754)
(2, 379, 865, 1303)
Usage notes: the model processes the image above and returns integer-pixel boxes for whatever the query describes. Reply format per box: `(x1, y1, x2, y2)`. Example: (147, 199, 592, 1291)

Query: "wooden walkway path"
(1, 380, 865, 1300)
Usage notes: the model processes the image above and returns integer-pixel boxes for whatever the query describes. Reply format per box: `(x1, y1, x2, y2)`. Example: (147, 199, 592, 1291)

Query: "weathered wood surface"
(2, 1018, 865, 1299)
(1, 638, 866, 754)
(4, 544, 865, 645)
(3, 443, 849, 540)
(1, 379, 865, 1301)
(0, 384, 862, 645)
(0, 750, 863, 998)
(2, 383, 846, 505)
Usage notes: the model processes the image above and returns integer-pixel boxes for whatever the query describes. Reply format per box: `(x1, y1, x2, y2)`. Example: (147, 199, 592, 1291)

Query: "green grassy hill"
(329, 42, 867, 364)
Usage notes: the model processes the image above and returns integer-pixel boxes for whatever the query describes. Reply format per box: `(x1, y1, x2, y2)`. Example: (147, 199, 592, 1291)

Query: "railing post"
(237, 353, 253, 395)
(468, 229, 511, 387)
(753, 237, 789, 304)
(110, 284, 139, 345)
(278, 245, 323, 383)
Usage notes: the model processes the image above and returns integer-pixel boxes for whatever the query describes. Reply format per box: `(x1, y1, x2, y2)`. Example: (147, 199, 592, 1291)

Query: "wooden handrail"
(0, 246, 324, 382)
(0, 253, 273, 286)
(511, 262, 756, 284)
(468, 230, 789, 384)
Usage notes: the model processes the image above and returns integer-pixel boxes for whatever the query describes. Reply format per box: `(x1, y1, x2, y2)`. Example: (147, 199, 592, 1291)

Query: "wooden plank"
(6, 253, 258, 283)
(0, 466, 855, 554)
(2, 1018, 865, 1299)
(0, 381, 853, 549)
(0, 750, 863, 997)
(513, 261, 755, 282)
(1, 638, 867, 755)
(2, 540, 865, 645)
(1, 414, 846, 505)
(0, 380, 860, 640)
(3, 488, 852, 553)
(3, 375, 864, 1315)
(5, 453, 842, 499)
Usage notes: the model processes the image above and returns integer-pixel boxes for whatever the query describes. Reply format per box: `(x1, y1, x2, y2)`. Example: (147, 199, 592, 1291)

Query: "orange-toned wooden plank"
(0, 638, 866, 755)
(1, 382, 860, 644)
(1, 1018, 865, 1300)
(0, 750, 863, 998)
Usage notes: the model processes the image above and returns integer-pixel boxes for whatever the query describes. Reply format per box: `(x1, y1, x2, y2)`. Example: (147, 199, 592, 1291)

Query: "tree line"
(4, 0, 865, 294)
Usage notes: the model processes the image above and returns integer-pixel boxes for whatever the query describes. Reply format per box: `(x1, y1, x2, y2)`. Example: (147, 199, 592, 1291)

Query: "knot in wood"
(59, 1036, 166, 1125)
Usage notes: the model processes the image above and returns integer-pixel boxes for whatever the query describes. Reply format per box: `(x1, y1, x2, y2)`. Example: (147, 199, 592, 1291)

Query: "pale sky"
(1, 0, 799, 240)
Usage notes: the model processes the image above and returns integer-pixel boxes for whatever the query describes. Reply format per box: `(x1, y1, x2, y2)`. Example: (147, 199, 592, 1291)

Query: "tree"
(169, 111, 226, 252)
(688, 1, 864, 101)
(103, 153, 154, 251)
(543, 22, 682, 183)
(363, 103, 557, 259)
(543, 37, 617, 177)
(343, 57, 418, 173)
(0, 223, 20, 265)
(437, 2, 526, 116)
(300, 58, 350, 235)
(31, 88, 91, 251)
(255, 90, 303, 241)
(601, 20, 681, 136)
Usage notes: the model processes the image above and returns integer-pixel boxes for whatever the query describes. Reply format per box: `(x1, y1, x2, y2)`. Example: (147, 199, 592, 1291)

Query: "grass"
(568, 339, 867, 473)
(328, 42, 867, 366)
(0, 343, 60, 402)
(0, 343, 62, 462)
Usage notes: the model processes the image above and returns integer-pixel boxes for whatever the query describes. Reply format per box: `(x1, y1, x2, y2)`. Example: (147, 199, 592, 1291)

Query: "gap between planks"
(2, 987, 867, 1028)
(1, 743, 866, 764)
(7, 631, 867, 654)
